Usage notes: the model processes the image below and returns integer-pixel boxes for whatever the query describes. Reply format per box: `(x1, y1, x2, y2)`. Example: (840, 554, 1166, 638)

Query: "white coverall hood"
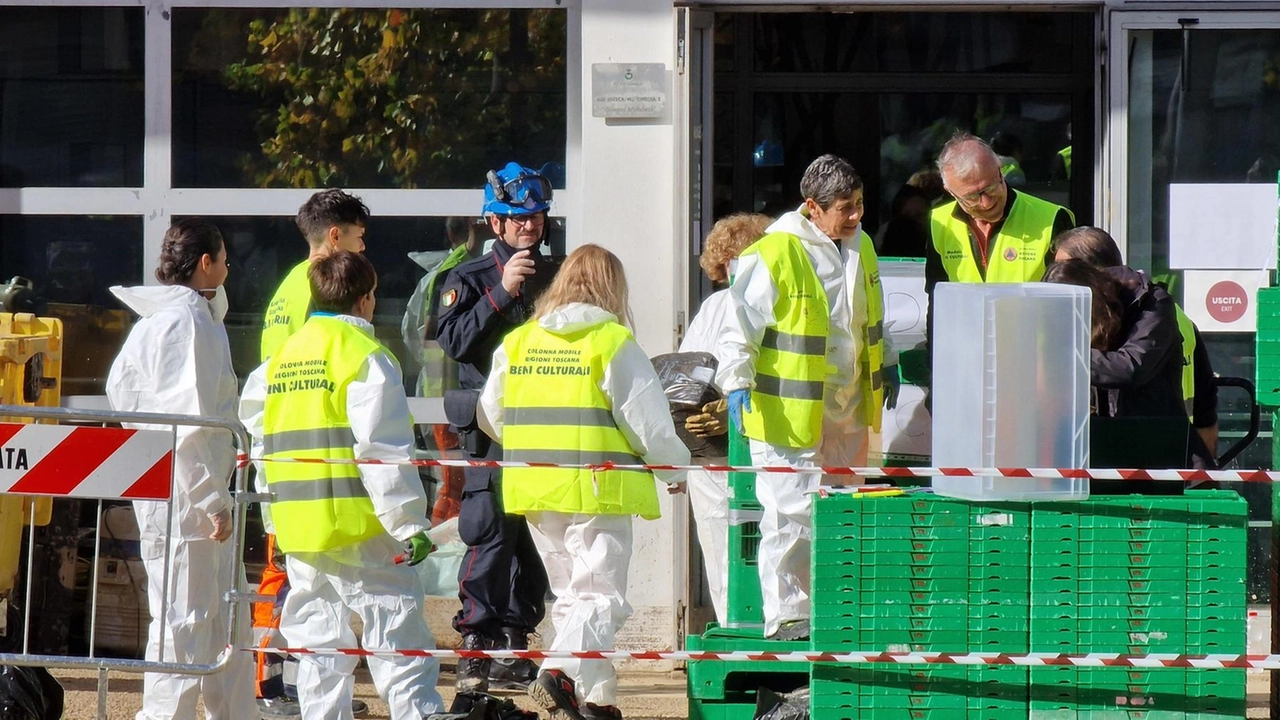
(536, 302, 620, 334)
(110, 284, 228, 323)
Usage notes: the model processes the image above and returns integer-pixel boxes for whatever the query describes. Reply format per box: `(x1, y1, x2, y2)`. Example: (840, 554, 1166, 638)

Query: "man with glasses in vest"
(924, 132, 1074, 369)
(241, 251, 444, 720)
(436, 162, 555, 695)
(717, 154, 894, 641)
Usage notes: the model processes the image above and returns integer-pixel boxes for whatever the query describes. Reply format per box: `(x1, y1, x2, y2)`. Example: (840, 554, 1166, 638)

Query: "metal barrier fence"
(0, 404, 257, 720)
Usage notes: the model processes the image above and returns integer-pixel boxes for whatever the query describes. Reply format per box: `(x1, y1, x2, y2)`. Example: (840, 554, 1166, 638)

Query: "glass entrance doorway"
(708, 11, 1095, 256)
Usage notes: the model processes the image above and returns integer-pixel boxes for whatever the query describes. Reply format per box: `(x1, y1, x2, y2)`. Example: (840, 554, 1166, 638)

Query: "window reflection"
(178, 214, 565, 382)
(171, 8, 568, 189)
(0, 8, 144, 187)
(0, 215, 143, 395)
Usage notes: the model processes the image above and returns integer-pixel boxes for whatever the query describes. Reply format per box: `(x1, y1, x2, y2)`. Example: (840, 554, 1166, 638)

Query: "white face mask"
(199, 286, 228, 323)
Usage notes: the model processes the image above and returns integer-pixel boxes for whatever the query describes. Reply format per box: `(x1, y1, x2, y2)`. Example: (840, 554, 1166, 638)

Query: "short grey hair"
(800, 154, 863, 210)
(935, 132, 999, 179)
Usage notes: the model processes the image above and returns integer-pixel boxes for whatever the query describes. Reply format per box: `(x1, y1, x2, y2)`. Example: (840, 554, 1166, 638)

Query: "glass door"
(1110, 10, 1280, 604)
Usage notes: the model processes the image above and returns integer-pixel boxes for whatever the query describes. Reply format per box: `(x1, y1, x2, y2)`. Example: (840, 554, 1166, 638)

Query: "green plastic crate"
(725, 499, 762, 628)
(685, 624, 809, 701)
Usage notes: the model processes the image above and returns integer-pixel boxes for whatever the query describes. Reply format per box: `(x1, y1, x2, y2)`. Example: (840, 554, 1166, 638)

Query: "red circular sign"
(1205, 280, 1249, 323)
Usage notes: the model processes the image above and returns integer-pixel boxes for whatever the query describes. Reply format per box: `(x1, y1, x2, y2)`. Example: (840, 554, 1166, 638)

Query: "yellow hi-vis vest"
(500, 319, 659, 519)
(261, 260, 312, 362)
(930, 193, 1073, 284)
(262, 316, 386, 553)
(859, 230, 886, 433)
(740, 232, 830, 449)
(1174, 304, 1196, 416)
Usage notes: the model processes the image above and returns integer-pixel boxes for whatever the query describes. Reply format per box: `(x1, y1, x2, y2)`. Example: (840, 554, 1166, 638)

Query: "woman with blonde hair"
(479, 244, 688, 720)
(679, 212, 772, 624)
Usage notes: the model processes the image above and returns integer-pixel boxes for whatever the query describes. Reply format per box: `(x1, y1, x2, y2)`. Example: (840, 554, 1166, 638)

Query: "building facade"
(1, 0, 1275, 653)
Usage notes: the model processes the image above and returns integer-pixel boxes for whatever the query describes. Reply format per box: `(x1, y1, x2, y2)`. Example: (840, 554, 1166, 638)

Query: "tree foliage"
(219, 8, 566, 189)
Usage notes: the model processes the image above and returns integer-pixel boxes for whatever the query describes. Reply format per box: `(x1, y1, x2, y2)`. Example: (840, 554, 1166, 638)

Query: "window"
(0, 7, 144, 187)
(171, 8, 568, 189)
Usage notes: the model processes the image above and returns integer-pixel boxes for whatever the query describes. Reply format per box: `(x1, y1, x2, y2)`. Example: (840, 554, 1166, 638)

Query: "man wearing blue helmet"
(436, 162, 555, 698)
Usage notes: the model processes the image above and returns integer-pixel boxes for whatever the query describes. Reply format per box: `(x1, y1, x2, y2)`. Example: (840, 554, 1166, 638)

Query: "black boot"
(488, 627, 538, 691)
(456, 633, 493, 694)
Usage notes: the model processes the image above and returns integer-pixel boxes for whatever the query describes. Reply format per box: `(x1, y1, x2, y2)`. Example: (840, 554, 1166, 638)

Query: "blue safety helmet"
(482, 162, 553, 216)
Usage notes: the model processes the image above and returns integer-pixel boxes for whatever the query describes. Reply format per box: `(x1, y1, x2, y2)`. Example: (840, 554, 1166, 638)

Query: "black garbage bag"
(0, 603, 64, 720)
(0, 664, 64, 720)
(650, 351, 726, 458)
(435, 691, 538, 720)
(753, 685, 809, 720)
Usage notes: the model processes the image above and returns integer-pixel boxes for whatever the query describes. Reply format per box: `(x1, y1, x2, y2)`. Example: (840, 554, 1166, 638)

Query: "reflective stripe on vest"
(859, 230, 886, 433)
(263, 316, 387, 553)
(501, 319, 660, 519)
(929, 193, 1072, 284)
(1174, 304, 1196, 416)
(261, 260, 312, 362)
(740, 232, 829, 449)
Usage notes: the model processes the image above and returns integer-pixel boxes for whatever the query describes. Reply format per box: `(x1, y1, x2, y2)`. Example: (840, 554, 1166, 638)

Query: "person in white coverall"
(678, 212, 773, 624)
(478, 244, 689, 720)
(106, 218, 257, 720)
(717, 155, 896, 641)
(240, 251, 443, 720)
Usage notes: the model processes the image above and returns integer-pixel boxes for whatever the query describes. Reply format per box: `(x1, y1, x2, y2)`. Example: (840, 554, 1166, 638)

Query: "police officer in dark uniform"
(436, 162, 555, 695)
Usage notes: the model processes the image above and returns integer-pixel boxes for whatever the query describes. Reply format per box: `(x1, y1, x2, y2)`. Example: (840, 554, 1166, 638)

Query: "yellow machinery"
(0, 311, 62, 611)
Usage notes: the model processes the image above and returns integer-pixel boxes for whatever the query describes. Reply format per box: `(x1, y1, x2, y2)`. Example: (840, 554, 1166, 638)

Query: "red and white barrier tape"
(235, 453, 1278, 484)
(248, 646, 1275, 669)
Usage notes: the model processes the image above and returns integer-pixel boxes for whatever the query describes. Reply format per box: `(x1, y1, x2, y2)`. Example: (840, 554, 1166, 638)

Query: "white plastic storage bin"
(931, 282, 1091, 501)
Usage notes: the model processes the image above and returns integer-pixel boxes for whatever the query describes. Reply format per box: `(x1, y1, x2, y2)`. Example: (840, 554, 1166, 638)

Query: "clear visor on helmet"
(492, 171, 553, 207)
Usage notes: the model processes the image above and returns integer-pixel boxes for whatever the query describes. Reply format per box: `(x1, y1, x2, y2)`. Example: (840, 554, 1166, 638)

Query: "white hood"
(538, 302, 619, 335)
(767, 204, 861, 251)
(110, 285, 210, 319)
(408, 249, 452, 272)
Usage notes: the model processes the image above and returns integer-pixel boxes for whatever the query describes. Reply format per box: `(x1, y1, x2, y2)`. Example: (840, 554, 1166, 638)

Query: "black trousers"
(452, 438, 549, 637)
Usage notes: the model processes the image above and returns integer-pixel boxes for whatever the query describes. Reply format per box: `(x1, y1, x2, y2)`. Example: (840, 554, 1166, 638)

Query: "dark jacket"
(1092, 266, 1185, 419)
(435, 239, 558, 391)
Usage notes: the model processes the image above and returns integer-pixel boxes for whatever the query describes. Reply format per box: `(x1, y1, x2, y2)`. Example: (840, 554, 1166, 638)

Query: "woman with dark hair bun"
(106, 218, 256, 718)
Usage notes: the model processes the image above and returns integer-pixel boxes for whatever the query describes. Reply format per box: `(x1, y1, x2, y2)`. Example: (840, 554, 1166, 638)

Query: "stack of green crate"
(1028, 492, 1247, 719)
(686, 625, 810, 720)
(809, 493, 1032, 719)
(725, 425, 763, 629)
(1256, 286, 1280, 406)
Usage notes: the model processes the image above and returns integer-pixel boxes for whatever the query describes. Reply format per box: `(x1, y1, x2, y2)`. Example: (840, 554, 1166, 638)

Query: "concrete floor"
(50, 604, 1280, 718)
(53, 664, 691, 719)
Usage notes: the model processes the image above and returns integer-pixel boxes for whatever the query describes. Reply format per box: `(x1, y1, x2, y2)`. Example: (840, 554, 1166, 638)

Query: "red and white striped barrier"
(249, 646, 1278, 669)
(0, 422, 173, 500)
(242, 454, 1280, 485)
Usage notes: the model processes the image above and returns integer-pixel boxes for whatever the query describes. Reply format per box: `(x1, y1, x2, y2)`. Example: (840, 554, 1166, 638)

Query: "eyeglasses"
(487, 170, 553, 207)
(506, 214, 545, 226)
(952, 179, 1005, 206)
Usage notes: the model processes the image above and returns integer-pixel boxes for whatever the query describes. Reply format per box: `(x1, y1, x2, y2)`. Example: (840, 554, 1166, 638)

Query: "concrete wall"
(570, 0, 686, 661)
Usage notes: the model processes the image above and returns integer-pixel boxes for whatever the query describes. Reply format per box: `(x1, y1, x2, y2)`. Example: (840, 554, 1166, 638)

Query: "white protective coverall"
(240, 314, 443, 720)
(677, 288, 732, 624)
(478, 303, 690, 708)
(399, 249, 450, 394)
(716, 206, 889, 636)
(105, 284, 257, 720)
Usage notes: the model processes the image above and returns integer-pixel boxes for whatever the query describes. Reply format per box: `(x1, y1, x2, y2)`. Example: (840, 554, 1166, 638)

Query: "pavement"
(52, 664, 691, 719)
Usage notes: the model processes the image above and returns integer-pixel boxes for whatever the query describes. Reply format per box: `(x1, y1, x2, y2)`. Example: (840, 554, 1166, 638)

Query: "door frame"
(1105, 10, 1280, 264)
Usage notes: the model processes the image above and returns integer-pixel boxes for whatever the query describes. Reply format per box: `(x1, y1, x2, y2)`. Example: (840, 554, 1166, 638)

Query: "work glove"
(684, 399, 729, 438)
(398, 531, 435, 566)
(727, 389, 752, 436)
(882, 364, 901, 411)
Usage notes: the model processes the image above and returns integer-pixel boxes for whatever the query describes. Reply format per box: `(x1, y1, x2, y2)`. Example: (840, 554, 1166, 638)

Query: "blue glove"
(727, 389, 752, 435)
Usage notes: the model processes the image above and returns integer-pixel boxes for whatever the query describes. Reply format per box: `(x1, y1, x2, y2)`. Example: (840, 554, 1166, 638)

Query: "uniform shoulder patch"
(442, 288, 458, 307)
